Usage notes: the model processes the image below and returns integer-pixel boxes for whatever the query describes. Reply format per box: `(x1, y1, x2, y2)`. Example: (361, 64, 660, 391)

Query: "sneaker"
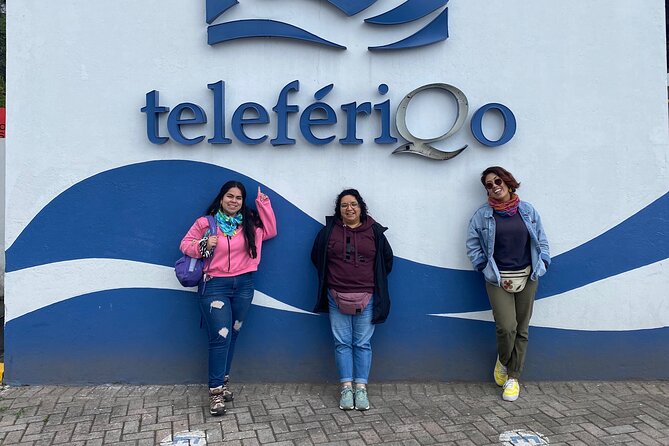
(494, 357, 508, 387)
(222, 375, 234, 402)
(354, 386, 370, 411)
(502, 378, 520, 402)
(339, 386, 354, 410)
(209, 386, 226, 416)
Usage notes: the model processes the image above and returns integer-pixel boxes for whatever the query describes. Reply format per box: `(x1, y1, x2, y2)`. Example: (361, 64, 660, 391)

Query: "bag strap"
(206, 215, 217, 238)
(200, 215, 218, 296)
(204, 215, 217, 258)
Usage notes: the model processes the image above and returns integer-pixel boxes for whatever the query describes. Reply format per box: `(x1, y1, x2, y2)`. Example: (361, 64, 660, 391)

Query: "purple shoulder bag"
(175, 215, 217, 287)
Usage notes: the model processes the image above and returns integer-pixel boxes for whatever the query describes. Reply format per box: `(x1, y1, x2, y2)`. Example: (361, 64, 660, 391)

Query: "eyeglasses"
(485, 178, 503, 189)
(340, 202, 359, 209)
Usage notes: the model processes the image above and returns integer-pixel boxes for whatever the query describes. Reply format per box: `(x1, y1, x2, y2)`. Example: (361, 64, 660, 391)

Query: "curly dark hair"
(333, 188, 369, 222)
(480, 166, 521, 192)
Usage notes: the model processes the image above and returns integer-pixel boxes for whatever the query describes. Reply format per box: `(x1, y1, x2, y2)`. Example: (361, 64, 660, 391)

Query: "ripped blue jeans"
(198, 273, 254, 388)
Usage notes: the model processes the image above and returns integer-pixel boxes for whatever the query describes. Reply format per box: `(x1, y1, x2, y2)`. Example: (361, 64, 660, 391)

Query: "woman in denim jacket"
(466, 166, 550, 402)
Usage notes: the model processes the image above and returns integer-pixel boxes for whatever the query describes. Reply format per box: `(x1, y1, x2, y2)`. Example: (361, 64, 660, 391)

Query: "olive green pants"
(486, 279, 538, 379)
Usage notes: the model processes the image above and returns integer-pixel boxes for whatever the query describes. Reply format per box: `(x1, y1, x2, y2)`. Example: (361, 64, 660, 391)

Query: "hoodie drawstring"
(353, 231, 359, 266)
(342, 224, 360, 267)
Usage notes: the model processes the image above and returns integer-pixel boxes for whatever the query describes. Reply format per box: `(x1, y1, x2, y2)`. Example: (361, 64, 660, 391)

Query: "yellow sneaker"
(502, 378, 520, 402)
(494, 357, 508, 387)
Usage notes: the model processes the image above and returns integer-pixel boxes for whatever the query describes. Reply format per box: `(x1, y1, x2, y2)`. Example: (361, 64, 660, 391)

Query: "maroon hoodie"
(326, 217, 377, 293)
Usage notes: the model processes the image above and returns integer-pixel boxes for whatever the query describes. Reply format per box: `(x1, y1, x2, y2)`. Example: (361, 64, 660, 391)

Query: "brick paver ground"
(0, 381, 667, 445)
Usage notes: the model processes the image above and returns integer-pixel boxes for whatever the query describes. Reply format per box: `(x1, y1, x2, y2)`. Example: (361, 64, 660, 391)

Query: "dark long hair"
(333, 188, 369, 222)
(480, 166, 521, 192)
(205, 181, 263, 258)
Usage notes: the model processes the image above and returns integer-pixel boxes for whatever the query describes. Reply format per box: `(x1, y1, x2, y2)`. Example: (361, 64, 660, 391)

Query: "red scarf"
(489, 193, 520, 216)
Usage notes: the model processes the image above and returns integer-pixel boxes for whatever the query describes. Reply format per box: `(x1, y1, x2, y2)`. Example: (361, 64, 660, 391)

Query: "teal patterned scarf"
(215, 210, 243, 237)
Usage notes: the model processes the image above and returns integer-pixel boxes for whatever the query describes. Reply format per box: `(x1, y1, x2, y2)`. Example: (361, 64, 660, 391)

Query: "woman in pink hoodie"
(180, 181, 277, 416)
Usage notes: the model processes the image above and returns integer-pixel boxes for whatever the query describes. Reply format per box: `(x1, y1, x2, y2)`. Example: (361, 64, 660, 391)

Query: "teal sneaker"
(354, 386, 370, 411)
(339, 386, 354, 410)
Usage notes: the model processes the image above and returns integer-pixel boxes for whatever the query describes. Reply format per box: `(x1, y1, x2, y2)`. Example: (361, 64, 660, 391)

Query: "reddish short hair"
(480, 166, 521, 191)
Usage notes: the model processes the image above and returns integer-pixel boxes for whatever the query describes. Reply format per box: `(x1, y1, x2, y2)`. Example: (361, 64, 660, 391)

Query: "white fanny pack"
(499, 266, 531, 292)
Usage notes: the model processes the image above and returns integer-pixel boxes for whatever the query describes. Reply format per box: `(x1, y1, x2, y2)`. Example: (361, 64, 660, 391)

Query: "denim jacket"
(466, 201, 550, 286)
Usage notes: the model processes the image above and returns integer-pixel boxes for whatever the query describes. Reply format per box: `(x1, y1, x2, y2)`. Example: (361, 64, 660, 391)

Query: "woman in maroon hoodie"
(311, 189, 393, 411)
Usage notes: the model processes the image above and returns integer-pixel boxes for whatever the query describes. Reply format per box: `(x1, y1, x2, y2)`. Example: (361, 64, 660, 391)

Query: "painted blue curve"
(6, 160, 321, 313)
(537, 190, 669, 298)
(369, 7, 448, 51)
(327, 0, 377, 16)
(365, 0, 448, 25)
(3, 289, 333, 384)
(6, 160, 669, 316)
(206, 0, 238, 24)
(207, 20, 346, 49)
(427, 191, 669, 314)
(4, 288, 668, 384)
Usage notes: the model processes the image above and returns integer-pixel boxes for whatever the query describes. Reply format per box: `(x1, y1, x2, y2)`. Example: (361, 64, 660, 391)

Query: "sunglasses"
(485, 178, 503, 189)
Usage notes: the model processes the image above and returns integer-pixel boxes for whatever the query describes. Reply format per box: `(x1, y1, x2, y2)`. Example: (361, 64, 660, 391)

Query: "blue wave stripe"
(6, 161, 669, 315)
(326, 0, 377, 16)
(3, 289, 333, 384)
(425, 191, 669, 314)
(538, 191, 669, 299)
(390, 258, 485, 315)
(365, 0, 448, 25)
(5, 289, 668, 384)
(206, 0, 238, 24)
(207, 20, 346, 49)
(369, 7, 448, 51)
(6, 160, 321, 311)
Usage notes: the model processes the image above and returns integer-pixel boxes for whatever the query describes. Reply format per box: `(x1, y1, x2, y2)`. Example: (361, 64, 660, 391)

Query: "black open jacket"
(310, 216, 394, 324)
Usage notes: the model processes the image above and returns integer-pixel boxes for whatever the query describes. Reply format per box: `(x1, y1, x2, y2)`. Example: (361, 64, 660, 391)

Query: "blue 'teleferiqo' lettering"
(232, 102, 270, 144)
(141, 80, 399, 147)
(140, 81, 516, 150)
(373, 84, 397, 144)
(207, 81, 231, 144)
(340, 101, 371, 145)
(167, 103, 207, 145)
(470, 103, 517, 147)
(140, 90, 170, 144)
(300, 84, 337, 145)
(271, 80, 300, 146)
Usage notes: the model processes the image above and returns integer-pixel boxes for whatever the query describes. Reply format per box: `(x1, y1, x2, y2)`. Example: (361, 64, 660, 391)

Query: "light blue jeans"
(198, 273, 254, 388)
(328, 292, 375, 384)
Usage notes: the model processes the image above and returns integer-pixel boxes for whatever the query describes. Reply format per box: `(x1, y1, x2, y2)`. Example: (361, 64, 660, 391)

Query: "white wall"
(4, 0, 669, 383)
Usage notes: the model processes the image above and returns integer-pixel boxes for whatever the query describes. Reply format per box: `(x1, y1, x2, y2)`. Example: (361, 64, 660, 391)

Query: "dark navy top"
(493, 212, 531, 270)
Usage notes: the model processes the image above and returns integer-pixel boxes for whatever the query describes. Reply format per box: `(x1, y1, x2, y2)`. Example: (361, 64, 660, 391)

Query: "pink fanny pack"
(330, 289, 373, 315)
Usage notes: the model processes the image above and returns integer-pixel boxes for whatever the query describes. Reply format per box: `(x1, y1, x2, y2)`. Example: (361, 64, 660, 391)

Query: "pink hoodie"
(179, 197, 277, 277)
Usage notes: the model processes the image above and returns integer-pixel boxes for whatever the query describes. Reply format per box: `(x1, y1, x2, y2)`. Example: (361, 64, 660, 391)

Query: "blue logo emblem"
(206, 0, 450, 51)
